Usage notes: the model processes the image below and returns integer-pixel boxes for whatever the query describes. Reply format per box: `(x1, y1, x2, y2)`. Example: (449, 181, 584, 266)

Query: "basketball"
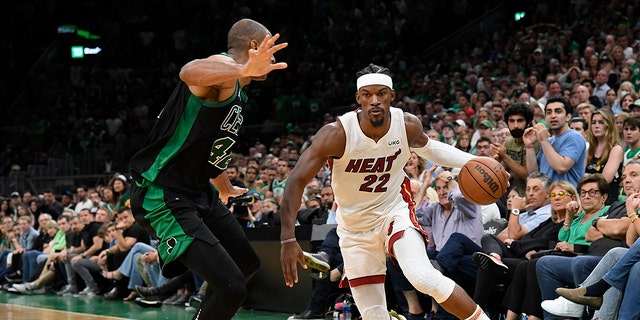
(458, 157, 509, 205)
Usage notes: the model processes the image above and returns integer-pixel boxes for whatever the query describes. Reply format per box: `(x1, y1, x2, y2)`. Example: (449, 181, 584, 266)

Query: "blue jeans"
(117, 242, 155, 290)
(536, 255, 600, 320)
(581, 247, 627, 320)
(22, 250, 42, 282)
(0, 248, 10, 277)
(603, 239, 640, 319)
(137, 254, 169, 287)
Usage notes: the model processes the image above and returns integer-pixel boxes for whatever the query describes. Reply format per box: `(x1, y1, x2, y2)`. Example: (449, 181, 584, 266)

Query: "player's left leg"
(393, 228, 488, 320)
(179, 238, 245, 320)
(181, 200, 260, 320)
(350, 283, 389, 320)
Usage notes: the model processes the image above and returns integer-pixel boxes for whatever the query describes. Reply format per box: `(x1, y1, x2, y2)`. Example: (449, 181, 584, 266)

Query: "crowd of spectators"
(2, 0, 640, 319)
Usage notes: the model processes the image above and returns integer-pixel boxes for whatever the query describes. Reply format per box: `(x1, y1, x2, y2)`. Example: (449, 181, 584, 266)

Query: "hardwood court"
(1, 303, 127, 320)
(0, 291, 290, 320)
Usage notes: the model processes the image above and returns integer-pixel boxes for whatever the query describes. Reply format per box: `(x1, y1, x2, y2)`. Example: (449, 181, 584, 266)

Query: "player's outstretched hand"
(280, 241, 307, 287)
(243, 33, 288, 78)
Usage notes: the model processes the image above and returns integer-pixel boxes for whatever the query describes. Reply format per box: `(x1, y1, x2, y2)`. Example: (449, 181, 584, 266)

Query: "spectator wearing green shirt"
(11, 220, 67, 294)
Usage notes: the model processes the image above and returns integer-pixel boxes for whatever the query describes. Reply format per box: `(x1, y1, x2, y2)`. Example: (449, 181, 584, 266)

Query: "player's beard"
(370, 118, 384, 127)
(369, 108, 385, 127)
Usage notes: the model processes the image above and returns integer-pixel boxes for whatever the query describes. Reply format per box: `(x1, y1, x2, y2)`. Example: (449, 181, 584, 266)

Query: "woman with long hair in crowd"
(0, 198, 13, 218)
(404, 151, 427, 184)
(586, 109, 623, 203)
(602, 88, 617, 112)
(454, 130, 472, 153)
(101, 186, 120, 215)
(620, 92, 638, 113)
(109, 174, 130, 208)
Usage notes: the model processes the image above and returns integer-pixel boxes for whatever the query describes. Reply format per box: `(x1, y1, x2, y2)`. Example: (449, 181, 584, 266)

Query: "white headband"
(356, 73, 393, 90)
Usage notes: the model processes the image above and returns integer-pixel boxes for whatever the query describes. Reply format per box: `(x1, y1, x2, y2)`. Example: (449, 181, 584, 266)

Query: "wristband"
(280, 238, 297, 245)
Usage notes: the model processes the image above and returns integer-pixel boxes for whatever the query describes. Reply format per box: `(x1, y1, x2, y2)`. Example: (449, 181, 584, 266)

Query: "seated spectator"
(502, 174, 611, 320)
(543, 208, 640, 319)
(53, 215, 85, 295)
(497, 172, 552, 242)
(71, 220, 110, 296)
(98, 207, 151, 300)
(0, 216, 17, 281)
(57, 208, 106, 296)
(11, 219, 67, 294)
(4, 215, 40, 283)
(535, 165, 636, 319)
(472, 180, 576, 317)
(18, 213, 53, 283)
(99, 242, 156, 301)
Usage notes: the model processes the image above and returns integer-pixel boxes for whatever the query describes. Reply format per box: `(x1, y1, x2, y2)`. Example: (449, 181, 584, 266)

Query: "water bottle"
(342, 298, 351, 320)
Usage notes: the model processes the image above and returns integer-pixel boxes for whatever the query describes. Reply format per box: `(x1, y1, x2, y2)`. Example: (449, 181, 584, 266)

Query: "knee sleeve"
(393, 229, 455, 303)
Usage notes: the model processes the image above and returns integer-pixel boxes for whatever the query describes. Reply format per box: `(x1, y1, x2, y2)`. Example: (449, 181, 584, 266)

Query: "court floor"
(0, 291, 291, 320)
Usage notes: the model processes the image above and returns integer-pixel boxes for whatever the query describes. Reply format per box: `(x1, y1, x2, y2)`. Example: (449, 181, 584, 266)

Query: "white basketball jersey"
(332, 107, 412, 232)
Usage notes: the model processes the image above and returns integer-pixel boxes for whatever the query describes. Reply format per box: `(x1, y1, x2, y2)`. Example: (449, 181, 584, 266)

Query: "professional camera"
(229, 191, 261, 218)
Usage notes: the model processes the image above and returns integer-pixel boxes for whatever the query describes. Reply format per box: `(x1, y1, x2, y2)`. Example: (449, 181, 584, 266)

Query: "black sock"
(585, 279, 611, 297)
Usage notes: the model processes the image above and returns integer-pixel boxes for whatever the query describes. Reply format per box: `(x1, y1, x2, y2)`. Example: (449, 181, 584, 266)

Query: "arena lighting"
(514, 11, 526, 22)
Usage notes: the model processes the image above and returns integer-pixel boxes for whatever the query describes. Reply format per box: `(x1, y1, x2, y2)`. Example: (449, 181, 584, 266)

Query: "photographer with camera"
(229, 191, 265, 228)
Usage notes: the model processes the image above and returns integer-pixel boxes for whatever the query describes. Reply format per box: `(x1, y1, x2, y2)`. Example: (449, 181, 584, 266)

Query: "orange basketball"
(458, 157, 509, 205)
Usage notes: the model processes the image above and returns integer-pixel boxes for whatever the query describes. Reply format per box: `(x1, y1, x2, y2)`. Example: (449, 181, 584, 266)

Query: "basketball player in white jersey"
(280, 64, 495, 320)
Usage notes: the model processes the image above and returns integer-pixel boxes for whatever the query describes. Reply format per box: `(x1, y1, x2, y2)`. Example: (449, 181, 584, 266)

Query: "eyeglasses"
(579, 189, 601, 197)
